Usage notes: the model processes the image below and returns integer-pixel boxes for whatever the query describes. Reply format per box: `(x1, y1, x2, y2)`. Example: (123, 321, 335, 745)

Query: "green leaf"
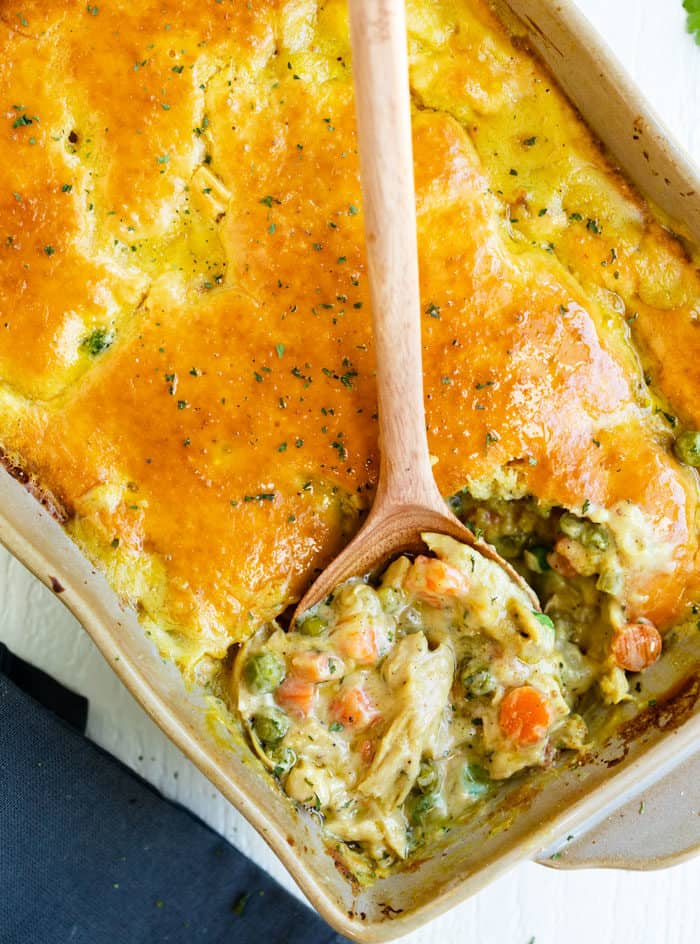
(684, 0, 700, 44)
(531, 611, 555, 630)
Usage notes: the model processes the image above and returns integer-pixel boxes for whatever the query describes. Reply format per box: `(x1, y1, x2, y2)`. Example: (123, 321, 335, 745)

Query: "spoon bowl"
(294, 492, 538, 619)
(294, 0, 538, 625)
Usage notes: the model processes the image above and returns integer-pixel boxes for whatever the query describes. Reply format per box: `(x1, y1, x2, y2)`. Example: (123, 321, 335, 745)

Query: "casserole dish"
(0, 0, 699, 939)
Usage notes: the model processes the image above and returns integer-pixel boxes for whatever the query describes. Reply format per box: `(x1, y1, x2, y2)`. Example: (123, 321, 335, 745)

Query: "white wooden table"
(2, 2, 700, 941)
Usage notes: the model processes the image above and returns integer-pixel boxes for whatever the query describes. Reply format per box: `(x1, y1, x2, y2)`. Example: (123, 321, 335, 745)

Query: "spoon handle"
(349, 0, 442, 513)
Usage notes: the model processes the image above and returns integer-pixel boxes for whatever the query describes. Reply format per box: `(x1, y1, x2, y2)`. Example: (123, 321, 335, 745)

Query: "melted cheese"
(0, 0, 699, 683)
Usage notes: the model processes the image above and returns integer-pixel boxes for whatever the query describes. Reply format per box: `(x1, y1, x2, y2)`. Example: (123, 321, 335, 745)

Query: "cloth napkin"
(0, 642, 349, 944)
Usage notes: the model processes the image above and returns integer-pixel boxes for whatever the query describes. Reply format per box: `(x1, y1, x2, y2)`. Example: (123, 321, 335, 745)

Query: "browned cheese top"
(0, 0, 699, 670)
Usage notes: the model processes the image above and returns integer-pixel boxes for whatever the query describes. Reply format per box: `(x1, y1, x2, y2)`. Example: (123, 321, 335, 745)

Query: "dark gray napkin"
(0, 643, 348, 944)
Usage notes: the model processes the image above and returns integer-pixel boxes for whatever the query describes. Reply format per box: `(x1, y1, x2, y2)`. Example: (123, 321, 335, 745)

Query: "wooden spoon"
(293, 0, 538, 621)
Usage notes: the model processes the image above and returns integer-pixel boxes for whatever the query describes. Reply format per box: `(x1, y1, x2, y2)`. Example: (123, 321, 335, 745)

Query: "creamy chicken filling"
(233, 497, 664, 871)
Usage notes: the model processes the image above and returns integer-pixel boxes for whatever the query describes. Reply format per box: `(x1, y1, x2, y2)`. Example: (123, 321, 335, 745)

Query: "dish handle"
(536, 745, 700, 870)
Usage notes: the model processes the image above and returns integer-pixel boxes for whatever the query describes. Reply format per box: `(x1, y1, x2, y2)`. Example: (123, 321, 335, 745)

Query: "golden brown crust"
(0, 0, 698, 665)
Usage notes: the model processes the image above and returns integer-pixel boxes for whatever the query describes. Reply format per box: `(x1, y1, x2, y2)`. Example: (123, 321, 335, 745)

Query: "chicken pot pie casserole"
(2, 0, 700, 880)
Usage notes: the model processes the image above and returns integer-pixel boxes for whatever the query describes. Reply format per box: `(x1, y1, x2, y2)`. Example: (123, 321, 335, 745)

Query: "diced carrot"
(330, 686, 378, 729)
(333, 623, 378, 664)
(290, 651, 343, 682)
(547, 545, 579, 578)
(611, 620, 662, 672)
(404, 555, 469, 607)
(275, 675, 317, 718)
(499, 686, 552, 745)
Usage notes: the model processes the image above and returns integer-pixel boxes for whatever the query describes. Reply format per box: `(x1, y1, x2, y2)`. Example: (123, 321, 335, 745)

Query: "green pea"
(674, 431, 700, 467)
(399, 606, 423, 633)
(406, 790, 438, 825)
(298, 614, 327, 637)
(271, 746, 297, 778)
(460, 655, 496, 697)
(244, 652, 285, 692)
(252, 709, 290, 745)
(581, 524, 608, 551)
(596, 567, 623, 595)
(559, 512, 584, 539)
(462, 762, 491, 798)
(377, 585, 405, 614)
(523, 545, 551, 573)
(462, 668, 496, 697)
(494, 532, 526, 559)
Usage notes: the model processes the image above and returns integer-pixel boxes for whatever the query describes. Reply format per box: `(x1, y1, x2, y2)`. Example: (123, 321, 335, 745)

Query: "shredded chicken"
(358, 634, 454, 809)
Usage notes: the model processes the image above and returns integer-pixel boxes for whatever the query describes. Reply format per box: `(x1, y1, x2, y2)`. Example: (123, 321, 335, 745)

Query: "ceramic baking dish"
(1, 1, 700, 940)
